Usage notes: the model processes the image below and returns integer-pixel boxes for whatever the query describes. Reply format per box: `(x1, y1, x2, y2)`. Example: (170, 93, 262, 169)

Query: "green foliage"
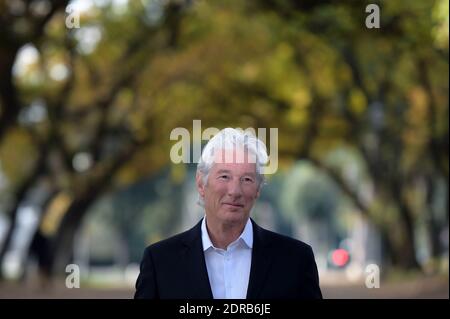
(0, 0, 447, 272)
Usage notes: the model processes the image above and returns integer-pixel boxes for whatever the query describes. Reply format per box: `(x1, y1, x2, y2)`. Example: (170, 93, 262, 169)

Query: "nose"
(227, 178, 243, 198)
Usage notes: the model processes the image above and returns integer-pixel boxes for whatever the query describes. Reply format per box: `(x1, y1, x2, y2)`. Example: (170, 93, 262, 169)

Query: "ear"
(196, 172, 206, 198)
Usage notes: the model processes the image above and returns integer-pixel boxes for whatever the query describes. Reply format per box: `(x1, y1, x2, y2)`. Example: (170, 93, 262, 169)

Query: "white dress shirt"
(201, 217, 253, 299)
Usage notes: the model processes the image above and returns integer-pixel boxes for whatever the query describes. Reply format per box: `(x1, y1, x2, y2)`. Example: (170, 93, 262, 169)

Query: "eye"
(242, 176, 255, 184)
(218, 175, 230, 180)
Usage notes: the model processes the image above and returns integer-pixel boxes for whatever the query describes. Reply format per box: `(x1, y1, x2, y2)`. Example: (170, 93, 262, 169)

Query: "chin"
(221, 210, 248, 223)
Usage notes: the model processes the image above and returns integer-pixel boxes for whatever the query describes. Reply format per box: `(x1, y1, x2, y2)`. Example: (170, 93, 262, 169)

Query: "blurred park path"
(321, 274, 449, 299)
(0, 275, 447, 299)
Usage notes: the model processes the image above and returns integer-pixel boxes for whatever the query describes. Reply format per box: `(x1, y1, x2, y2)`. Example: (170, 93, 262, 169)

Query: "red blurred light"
(331, 249, 350, 267)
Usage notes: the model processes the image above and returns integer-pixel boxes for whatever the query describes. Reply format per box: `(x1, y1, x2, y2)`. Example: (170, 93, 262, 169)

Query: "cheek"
(243, 188, 258, 202)
(207, 183, 227, 199)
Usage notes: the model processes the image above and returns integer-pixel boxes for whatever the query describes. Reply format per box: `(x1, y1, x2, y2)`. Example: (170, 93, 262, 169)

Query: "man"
(134, 128, 322, 299)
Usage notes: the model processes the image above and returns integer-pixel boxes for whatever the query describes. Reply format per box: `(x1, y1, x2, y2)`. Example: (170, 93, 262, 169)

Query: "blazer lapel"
(246, 219, 274, 299)
(182, 219, 213, 299)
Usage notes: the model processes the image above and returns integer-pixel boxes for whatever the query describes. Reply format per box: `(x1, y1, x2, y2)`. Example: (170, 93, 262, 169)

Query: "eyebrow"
(216, 169, 231, 174)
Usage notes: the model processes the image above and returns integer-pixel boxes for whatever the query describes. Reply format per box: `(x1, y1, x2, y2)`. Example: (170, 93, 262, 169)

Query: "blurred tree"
(238, 0, 448, 269)
(0, 0, 447, 280)
(0, 0, 188, 278)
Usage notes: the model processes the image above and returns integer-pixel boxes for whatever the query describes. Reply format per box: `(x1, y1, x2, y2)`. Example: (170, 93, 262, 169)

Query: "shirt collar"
(201, 216, 253, 251)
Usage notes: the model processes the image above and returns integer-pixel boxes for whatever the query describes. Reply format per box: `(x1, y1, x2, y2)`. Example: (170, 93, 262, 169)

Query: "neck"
(205, 217, 247, 249)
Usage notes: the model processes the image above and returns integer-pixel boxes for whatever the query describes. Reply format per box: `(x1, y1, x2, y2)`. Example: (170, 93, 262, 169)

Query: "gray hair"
(196, 128, 268, 207)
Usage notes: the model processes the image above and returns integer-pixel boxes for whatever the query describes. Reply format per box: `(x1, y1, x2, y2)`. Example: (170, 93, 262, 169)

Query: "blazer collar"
(246, 219, 274, 299)
(181, 219, 214, 299)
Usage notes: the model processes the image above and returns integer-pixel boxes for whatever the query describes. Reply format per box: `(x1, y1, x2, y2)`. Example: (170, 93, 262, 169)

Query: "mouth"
(222, 202, 244, 208)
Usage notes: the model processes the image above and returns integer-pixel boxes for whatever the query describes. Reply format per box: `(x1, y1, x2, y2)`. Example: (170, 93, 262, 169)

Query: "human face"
(196, 149, 260, 226)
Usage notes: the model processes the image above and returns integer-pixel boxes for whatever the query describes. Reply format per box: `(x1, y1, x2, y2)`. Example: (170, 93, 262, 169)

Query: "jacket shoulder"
(143, 225, 197, 256)
(257, 225, 314, 254)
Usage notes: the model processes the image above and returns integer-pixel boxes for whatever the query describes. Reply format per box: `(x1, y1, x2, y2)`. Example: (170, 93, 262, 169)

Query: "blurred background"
(0, 0, 448, 298)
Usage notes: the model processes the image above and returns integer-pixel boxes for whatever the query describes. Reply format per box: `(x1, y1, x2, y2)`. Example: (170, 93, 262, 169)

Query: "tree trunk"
(395, 195, 421, 269)
(0, 151, 47, 279)
(0, 45, 20, 144)
(48, 139, 146, 275)
(48, 195, 98, 276)
(425, 176, 443, 259)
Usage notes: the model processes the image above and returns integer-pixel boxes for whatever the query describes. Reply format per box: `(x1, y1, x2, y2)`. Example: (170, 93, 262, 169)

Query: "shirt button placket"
(224, 251, 232, 297)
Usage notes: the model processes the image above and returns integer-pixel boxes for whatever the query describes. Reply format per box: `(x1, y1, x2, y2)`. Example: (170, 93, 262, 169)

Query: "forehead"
(210, 149, 257, 175)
